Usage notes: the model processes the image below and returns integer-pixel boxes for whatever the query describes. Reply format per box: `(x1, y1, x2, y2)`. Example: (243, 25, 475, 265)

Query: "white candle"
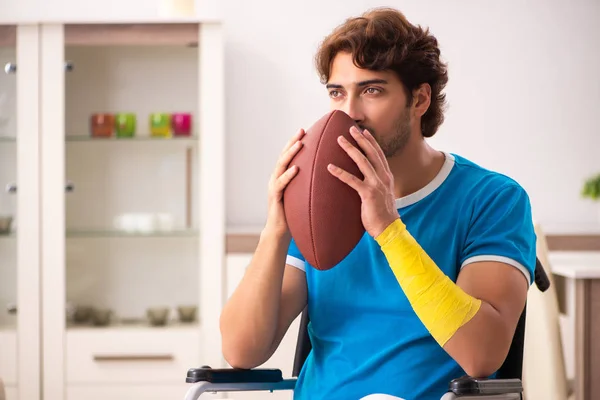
(158, 0, 195, 17)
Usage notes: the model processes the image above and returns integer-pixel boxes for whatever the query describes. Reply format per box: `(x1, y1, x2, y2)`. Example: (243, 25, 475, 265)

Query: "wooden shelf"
(1, 21, 217, 47)
(65, 23, 199, 46)
(546, 234, 600, 251)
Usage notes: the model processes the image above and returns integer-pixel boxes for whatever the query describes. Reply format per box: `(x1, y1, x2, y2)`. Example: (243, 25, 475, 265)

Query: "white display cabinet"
(0, 24, 42, 400)
(0, 20, 225, 400)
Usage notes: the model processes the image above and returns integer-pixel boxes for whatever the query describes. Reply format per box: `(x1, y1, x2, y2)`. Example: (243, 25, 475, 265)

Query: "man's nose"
(341, 97, 364, 125)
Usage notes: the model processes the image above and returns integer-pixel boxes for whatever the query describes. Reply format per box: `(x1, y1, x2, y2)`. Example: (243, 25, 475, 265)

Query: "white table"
(550, 251, 600, 279)
(548, 251, 600, 400)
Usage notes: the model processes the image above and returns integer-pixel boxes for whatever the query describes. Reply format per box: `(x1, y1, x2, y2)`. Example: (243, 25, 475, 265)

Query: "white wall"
(221, 0, 600, 232)
(2, 0, 598, 231)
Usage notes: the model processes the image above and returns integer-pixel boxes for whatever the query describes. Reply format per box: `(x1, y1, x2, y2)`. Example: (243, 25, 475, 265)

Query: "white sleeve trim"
(461, 255, 531, 285)
(286, 255, 306, 272)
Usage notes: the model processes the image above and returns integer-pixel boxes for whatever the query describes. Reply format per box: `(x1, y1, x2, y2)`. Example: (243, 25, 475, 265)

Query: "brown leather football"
(283, 110, 365, 271)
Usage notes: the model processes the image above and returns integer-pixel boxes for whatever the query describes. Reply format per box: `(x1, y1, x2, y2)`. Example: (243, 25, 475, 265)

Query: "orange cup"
(90, 114, 114, 137)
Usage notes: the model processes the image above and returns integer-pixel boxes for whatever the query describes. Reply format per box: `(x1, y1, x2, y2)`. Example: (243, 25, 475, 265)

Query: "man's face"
(326, 52, 413, 158)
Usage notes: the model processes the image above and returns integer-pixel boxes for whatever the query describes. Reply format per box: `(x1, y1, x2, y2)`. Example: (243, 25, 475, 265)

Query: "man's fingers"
(281, 128, 305, 153)
(337, 135, 377, 182)
(327, 163, 365, 193)
(275, 139, 303, 177)
(349, 126, 388, 177)
(275, 165, 299, 192)
(361, 128, 391, 175)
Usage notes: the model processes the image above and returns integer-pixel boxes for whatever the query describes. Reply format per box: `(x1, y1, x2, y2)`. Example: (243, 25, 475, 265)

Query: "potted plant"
(582, 173, 600, 221)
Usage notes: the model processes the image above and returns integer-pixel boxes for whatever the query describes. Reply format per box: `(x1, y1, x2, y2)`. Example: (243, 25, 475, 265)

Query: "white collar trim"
(394, 152, 455, 209)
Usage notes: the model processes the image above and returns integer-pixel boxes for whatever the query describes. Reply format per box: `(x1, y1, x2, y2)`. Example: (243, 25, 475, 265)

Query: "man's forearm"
(220, 228, 290, 368)
(375, 218, 513, 377)
(375, 219, 481, 346)
(443, 299, 516, 377)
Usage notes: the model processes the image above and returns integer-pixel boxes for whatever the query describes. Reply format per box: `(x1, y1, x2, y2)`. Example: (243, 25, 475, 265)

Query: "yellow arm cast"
(375, 218, 482, 347)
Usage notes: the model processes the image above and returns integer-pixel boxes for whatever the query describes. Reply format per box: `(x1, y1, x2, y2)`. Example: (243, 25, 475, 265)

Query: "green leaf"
(581, 173, 600, 200)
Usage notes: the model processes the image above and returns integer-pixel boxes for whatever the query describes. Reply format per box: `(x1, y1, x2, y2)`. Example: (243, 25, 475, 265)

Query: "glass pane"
(64, 24, 200, 330)
(0, 25, 17, 331)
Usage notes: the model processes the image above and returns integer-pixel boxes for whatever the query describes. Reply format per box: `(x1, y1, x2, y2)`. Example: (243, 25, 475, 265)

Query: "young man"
(220, 7, 537, 400)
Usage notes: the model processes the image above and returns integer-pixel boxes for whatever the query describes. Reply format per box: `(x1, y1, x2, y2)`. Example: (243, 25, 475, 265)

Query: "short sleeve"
(286, 237, 306, 272)
(460, 182, 537, 285)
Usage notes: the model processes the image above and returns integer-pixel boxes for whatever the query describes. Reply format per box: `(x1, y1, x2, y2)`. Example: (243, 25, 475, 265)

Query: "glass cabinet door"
(62, 24, 201, 330)
(0, 24, 41, 400)
(0, 26, 18, 333)
(40, 21, 225, 399)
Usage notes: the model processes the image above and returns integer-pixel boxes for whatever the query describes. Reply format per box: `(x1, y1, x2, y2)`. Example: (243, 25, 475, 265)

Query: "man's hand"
(327, 126, 399, 238)
(265, 128, 305, 238)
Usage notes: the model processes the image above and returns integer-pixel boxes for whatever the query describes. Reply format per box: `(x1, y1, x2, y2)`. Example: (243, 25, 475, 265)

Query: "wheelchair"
(183, 257, 551, 399)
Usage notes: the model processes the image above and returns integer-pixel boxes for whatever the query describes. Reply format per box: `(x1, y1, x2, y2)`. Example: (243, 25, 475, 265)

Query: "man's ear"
(412, 83, 432, 118)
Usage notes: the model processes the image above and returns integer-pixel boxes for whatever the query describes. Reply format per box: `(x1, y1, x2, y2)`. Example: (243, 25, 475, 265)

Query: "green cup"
(115, 113, 136, 138)
(149, 113, 171, 137)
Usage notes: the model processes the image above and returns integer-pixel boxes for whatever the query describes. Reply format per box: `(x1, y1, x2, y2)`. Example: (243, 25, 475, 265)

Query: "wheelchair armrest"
(186, 366, 284, 384)
(445, 375, 522, 399)
(183, 366, 296, 400)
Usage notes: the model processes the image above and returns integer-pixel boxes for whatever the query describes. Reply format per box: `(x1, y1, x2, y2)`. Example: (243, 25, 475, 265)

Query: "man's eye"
(329, 90, 340, 98)
(365, 87, 380, 95)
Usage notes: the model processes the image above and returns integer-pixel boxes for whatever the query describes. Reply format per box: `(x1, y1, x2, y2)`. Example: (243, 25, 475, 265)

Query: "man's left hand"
(327, 126, 399, 238)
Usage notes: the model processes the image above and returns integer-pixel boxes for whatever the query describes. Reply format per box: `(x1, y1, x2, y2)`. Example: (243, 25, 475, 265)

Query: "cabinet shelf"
(65, 23, 200, 47)
(2, 21, 206, 47)
(1, 230, 198, 238)
(0, 229, 198, 239)
(66, 229, 198, 238)
(66, 321, 199, 331)
(66, 135, 198, 143)
(3, 136, 199, 143)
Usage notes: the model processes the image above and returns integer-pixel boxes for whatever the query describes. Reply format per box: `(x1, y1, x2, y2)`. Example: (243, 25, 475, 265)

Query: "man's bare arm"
(220, 229, 307, 369)
(266, 265, 307, 358)
(444, 261, 528, 377)
(374, 218, 531, 378)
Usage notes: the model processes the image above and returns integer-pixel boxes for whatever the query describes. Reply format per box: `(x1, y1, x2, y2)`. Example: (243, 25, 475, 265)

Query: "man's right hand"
(265, 128, 306, 237)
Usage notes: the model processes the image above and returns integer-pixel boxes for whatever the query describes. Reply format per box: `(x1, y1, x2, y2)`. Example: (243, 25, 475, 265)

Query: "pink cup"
(171, 113, 192, 136)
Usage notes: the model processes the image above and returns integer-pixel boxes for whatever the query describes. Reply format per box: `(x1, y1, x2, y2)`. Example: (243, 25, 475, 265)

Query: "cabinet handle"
(5, 183, 72, 192)
(4, 62, 72, 73)
(93, 354, 174, 362)
(4, 63, 16, 74)
(8, 303, 81, 316)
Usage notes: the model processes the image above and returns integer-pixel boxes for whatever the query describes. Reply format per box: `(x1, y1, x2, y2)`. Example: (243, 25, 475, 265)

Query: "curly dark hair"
(315, 7, 449, 138)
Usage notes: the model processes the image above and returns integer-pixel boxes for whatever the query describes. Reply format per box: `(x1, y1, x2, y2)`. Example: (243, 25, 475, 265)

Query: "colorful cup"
(149, 113, 171, 137)
(90, 114, 114, 138)
(115, 113, 136, 138)
(171, 113, 192, 136)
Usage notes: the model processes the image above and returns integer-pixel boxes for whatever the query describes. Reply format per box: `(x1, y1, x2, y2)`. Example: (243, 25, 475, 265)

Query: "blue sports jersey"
(285, 152, 537, 400)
